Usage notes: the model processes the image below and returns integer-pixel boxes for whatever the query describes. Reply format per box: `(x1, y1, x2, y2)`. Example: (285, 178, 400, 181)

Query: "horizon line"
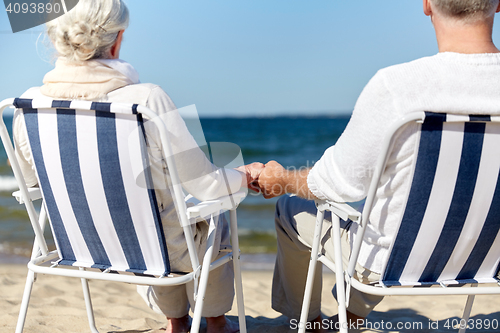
(197, 110, 352, 118)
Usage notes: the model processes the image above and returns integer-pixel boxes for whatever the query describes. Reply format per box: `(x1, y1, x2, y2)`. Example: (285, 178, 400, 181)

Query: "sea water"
(0, 114, 351, 258)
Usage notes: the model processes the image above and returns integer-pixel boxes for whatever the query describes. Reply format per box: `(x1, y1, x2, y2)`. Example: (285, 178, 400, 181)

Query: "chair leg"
(458, 285, 477, 333)
(229, 209, 247, 333)
(298, 209, 325, 333)
(191, 214, 219, 333)
(330, 215, 348, 333)
(15, 269, 36, 333)
(80, 268, 99, 333)
(16, 210, 48, 333)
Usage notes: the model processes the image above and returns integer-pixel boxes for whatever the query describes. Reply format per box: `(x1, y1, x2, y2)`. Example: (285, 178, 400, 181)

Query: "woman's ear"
(110, 30, 124, 59)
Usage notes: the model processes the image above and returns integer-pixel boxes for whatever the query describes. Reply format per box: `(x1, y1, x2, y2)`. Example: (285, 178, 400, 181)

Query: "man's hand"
(257, 161, 287, 199)
(258, 160, 316, 200)
(235, 162, 265, 192)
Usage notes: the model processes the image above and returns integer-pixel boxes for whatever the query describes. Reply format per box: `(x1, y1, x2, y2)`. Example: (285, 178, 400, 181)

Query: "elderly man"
(257, 0, 500, 331)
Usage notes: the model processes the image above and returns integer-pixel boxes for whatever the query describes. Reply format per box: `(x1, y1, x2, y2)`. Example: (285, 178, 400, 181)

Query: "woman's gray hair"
(46, 0, 129, 62)
(431, 0, 498, 21)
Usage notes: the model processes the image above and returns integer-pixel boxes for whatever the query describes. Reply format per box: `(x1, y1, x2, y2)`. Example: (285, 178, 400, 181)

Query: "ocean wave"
(0, 175, 18, 192)
(0, 242, 31, 258)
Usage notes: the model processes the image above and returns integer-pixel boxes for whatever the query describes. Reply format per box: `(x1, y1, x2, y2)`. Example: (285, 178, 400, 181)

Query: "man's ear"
(423, 0, 432, 16)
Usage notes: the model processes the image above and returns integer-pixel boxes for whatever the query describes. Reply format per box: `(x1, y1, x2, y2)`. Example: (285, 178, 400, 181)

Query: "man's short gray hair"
(431, 0, 498, 20)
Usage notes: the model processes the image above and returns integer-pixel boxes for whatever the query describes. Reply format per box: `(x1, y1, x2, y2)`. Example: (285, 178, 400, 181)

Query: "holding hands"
(255, 161, 288, 199)
(235, 162, 266, 193)
(237, 161, 314, 200)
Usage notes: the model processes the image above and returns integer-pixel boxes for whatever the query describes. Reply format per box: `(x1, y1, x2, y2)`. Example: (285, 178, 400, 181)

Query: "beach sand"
(1, 261, 499, 333)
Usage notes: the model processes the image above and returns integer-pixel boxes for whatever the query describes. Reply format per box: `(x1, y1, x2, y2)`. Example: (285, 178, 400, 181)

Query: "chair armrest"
(316, 200, 361, 223)
(186, 191, 247, 219)
(12, 187, 42, 204)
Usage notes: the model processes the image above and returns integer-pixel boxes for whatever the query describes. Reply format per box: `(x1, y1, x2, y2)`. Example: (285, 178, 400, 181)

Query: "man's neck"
(434, 17, 499, 54)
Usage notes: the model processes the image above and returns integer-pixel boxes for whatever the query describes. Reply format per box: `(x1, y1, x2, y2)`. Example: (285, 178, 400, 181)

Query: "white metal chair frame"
(298, 111, 500, 333)
(0, 98, 247, 333)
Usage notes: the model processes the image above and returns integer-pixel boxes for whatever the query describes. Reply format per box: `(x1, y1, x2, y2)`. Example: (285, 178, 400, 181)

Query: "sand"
(1, 264, 499, 333)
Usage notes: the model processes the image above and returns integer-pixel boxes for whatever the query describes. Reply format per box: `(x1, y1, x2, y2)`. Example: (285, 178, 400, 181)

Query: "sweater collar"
(436, 52, 500, 65)
(40, 57, 140, 101)
(95, 58, 140, 84)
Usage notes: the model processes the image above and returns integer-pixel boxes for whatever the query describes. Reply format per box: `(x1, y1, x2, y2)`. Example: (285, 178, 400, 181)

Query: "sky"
(1, 0, 500, 117)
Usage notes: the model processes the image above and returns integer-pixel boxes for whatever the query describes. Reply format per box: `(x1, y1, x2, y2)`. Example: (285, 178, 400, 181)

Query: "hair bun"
(46, 0, 129, 62)
(62, 22, 98, 61)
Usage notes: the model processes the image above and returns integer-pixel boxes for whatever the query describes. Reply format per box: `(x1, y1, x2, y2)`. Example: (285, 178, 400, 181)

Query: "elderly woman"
(13, 0, 262, 332)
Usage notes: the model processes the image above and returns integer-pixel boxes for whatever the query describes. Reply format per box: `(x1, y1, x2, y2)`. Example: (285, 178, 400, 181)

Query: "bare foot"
(324, 311, 365, 331)
(162, 314, 191, 333)
(304, 314, 327, 333)
(206, 315, 239, 333)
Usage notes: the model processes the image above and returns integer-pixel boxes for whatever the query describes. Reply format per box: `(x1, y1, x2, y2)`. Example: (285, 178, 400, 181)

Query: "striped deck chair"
(0, 98, 247, 333)
(298, 111, 500, 333)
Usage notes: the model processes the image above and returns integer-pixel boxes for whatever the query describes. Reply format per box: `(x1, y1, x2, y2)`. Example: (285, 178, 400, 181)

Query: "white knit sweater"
(308, 52, 500, 273)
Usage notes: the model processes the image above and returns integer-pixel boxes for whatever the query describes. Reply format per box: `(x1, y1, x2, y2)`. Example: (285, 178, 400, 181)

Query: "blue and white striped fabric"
(382, 112, 500, 286)
(14, 98, 170, 276)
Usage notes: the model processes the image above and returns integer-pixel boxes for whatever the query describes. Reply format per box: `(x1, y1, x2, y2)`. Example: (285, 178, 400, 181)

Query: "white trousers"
(137, 213, 234, 318)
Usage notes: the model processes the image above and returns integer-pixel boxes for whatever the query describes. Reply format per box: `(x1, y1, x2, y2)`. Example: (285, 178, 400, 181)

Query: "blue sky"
(1, 1, 500, 117)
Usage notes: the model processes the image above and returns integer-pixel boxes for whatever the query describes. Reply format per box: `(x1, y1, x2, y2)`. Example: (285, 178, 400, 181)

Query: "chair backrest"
(13, 98, 170, 276)
(365, 112, 500, 286)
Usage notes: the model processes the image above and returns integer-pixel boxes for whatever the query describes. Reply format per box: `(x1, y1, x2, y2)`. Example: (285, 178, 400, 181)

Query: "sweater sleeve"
(12, 87, 46, 188)
(13, 112, 38, 188)
(307, 70, 396, 202)
(145, 86, 244, 201)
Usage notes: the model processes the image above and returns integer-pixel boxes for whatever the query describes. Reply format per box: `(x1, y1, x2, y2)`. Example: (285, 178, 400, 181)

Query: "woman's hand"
(235, 162, 265, 192)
